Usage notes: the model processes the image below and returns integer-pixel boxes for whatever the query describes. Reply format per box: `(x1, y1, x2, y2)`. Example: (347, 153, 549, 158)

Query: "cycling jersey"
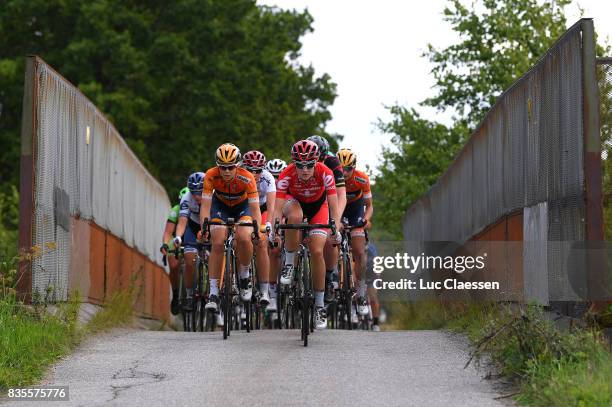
(322, 154, 345, 188)
(167, 204, 179, 224)
(202, 167, 259, 207)
(257, 169, 276, 205)
(344, 169, 372, 204)
(179, 191, 202, 224)
(276, 162, 336, 203)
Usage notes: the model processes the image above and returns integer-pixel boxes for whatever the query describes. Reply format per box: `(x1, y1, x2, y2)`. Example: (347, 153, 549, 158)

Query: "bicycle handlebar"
(274, 218, 336, 235)
(200, 217, 260, 243)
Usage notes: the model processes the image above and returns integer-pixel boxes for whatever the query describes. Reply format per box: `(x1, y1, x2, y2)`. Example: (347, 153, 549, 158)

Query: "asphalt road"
(3, 329, 513, 407)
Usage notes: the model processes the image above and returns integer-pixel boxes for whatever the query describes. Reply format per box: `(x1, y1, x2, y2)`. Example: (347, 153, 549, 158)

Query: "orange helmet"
(337, 148, 357, 167)
(216, 143, 241, 165)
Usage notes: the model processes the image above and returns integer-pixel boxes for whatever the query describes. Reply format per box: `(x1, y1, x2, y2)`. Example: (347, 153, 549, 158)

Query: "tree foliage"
(373, 108, 466, 239)
(0, 0, 337, 195)
(374, 0, 577, 239)
(423, 0, 571, 128)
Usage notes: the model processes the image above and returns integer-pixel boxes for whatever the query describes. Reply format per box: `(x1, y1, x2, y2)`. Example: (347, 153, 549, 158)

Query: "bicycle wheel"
(195, 260, 205, 332)
(223, 249, 232, 340)
(343, 253, 354, 331)
(301, 250, 310, 347)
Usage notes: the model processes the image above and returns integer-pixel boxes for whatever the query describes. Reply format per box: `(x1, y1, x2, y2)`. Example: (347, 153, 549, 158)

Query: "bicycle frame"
(202, 217, 259, 340)
(275, 219, 336, 346)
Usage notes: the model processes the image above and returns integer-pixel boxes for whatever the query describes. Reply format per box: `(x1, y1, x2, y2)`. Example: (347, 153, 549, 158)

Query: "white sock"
(314, 291, 325, 308)
(239, 264, 250, 280)
(358, 280, 367, 298)
(260, 282, 269, 294)
(285, 251, 295, 266)
(210, 279, 219, 296)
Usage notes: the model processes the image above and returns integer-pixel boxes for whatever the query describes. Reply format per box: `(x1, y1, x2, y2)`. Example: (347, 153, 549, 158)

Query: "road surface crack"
(108, 359, 167, 402)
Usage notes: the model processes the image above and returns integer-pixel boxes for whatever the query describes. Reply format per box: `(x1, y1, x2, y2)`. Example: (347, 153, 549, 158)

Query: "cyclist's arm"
(249, 200, 263, 233)
(364, 197, 373, 226)
(162, 221, 175, 244)
(327, 193, 342, 229)
(175, 216, 188, 238)
(272, 196, 286, 226)
(336, 186, 347, 219)
(200, 197, 211, 227)
(265, 191, 276, 223)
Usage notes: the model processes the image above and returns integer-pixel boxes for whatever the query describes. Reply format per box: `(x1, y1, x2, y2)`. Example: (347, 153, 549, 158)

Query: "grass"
(0, 293, 81, 392)
(387, 300, 612, 406)
(0, 250, 136, 393)
(86, 291, 134, 333)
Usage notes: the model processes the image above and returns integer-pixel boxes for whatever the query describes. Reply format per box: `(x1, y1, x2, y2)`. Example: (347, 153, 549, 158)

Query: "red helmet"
(291, 140, 319, 162)
(243, 150, 266, 170)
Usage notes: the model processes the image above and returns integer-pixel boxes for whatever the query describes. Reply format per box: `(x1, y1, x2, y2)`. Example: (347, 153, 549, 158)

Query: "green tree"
(0, 0, 337, 195)
(373, 0, 576, 239)
(423, 0, 571, 128)
(373, 108, 466, 239)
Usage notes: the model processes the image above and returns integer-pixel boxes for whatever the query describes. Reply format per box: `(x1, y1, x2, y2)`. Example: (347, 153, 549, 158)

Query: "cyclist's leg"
(234, 202, 255, 301)
(323, 233, 339, 298)
(280, 197, 302, 284)
(183, 220, 201, 294)
(367, 287, 381, 330)
(254, 231, 271, 304)
(206, 197, 229, 309)
(308, 201, 331, 328)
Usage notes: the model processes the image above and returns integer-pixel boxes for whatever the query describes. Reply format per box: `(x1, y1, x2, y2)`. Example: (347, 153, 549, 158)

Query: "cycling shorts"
(342, 197, 365, 228)
(283, 193, 329, 237)
(210, 194, 252, 224)
(183, 219, 201, 254)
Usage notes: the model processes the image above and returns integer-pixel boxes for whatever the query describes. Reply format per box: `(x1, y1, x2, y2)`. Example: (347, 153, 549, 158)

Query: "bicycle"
(274, 218, 336, 347)
(202, 217, 259, 340)
(331, 221, 369, 330)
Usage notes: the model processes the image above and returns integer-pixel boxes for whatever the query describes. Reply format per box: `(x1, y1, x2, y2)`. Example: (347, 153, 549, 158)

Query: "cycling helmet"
(307, 136, 329, 159)
(215, 143, 241, 165)
(266, 158, 287, 176)
(291, 140, 319, 162)
(243, 150, 266, 170)
(187, 172, 205, 192)
(178, 187, 189, 200)
(337, 148, 357, 167)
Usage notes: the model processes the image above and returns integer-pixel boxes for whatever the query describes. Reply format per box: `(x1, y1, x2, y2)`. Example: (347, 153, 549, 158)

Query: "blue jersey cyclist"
(173, 172, 205, 304)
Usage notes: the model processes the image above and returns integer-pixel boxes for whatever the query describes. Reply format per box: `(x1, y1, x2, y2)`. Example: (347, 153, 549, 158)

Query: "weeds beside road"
(388, 301, 612, 406)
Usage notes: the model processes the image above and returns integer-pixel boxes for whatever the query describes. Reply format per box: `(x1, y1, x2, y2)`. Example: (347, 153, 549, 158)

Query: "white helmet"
(266, 158, 287, 177)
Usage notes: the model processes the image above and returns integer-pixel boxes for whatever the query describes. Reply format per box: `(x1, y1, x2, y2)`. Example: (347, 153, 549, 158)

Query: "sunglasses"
(218, 165, 236, 172)
(343, 166, 355, 172)
(247, 167, 263, 174)
(295, 161, 316, 170)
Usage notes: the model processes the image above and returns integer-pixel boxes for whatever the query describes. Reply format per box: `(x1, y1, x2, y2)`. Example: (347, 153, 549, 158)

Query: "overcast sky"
(257, 0, 612, 173)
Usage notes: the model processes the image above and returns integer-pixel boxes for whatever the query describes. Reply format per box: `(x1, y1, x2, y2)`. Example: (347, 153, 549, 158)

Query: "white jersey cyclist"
(257, 169, 276, 206)
(179, 190, 202, 224)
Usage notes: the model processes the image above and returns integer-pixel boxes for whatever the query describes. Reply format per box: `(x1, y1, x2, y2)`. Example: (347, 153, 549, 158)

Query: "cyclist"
(264, 158, 287, 315)
(172, 172, 205, 306)
(200, 143, 266, 311)
(337, 148, 373, 316)
(242, 150, 275, 308)
(265, 158, 287, 179)
(160, 186, 189, 315)
(366, 242, 382, 332)
(307, 136, 346, 301)
(270, 139, 342, 329)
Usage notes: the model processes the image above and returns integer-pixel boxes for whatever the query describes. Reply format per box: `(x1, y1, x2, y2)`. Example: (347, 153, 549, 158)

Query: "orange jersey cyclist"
(337, 148, 374, 316)
(270, 139, 342, 329)
(200, 143, 268, 312)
